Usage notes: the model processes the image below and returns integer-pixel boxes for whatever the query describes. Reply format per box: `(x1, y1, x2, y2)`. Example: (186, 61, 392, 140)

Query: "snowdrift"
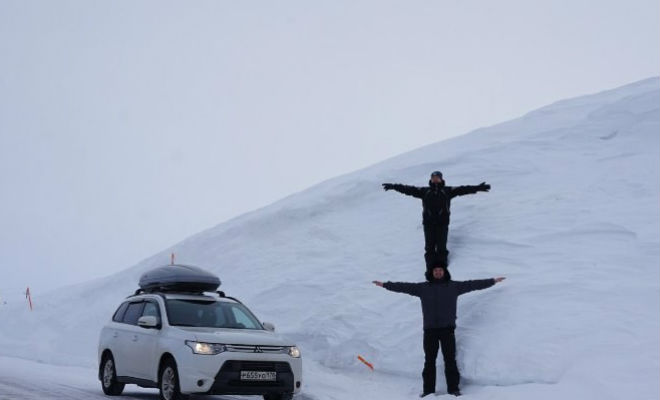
(1, 78, 658, 399)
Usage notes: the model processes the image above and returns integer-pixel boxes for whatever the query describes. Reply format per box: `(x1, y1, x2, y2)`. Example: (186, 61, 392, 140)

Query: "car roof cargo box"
(139, 264, 221, 293)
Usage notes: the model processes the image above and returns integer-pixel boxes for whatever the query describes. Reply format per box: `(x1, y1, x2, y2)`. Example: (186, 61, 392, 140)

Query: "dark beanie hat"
(430, 170, 443, 178)
(426, 265, 451, 282)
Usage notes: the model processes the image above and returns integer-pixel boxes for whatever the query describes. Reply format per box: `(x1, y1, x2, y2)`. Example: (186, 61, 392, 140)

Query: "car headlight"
(185, 340, 227, 355)
(288, 346, 301, 358)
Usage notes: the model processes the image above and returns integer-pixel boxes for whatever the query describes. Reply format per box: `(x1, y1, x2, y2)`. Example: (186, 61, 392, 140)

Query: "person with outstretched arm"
(373, 263, 505, 397)
(382, 171, 490, 268)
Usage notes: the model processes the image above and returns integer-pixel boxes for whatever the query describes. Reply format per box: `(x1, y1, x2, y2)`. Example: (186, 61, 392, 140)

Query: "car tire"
(159, 358, 188, 400)
(264, 393, 293, 400)
(100, 354, 125, 396)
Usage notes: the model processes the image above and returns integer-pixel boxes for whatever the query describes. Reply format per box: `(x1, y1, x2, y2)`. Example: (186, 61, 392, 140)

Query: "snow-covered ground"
(1, 77, 658, 400)
(0, 355, 152, 400)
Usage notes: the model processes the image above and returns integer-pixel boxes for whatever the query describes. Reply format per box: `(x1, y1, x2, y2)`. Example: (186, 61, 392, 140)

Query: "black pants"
(423, 224, 449, 268)
(422, 327, 460, 394)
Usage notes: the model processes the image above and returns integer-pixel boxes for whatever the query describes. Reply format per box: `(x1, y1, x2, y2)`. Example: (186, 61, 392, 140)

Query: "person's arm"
(373, 281, 422, 297)
(455, 277, 505, 295)
(450, 182, 490, 198)
(382, 183, 424, 198)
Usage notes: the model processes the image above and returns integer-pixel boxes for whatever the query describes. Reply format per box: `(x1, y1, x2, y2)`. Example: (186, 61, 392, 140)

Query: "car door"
(106, 301, 129, 375)
(130, 300, 162, 381)
(115, 301, 146, 378)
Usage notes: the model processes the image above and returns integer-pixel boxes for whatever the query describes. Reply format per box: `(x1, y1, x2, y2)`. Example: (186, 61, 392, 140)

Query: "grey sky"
(0, 0, 658, 298)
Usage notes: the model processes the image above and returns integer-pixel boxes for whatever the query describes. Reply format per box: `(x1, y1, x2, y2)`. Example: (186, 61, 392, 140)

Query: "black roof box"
(139, 264, 221, 292)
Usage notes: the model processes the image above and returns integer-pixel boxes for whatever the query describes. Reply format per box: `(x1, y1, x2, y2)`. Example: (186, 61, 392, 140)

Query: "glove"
(478, 182, 491, 192)
(382, 183, 395, 191)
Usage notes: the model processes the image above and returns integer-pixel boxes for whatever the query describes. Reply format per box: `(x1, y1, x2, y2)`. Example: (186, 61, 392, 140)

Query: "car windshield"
(165, 299, 263, 330)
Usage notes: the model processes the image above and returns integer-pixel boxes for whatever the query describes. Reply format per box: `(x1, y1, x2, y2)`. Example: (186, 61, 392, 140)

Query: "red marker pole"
(25, 287, 33, 311)
(357, 355, 374, 371)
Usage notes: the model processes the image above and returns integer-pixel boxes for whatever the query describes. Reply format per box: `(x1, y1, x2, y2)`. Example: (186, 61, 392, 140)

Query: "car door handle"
(112, 332, 119, 338)
(132, 335, 138, 342)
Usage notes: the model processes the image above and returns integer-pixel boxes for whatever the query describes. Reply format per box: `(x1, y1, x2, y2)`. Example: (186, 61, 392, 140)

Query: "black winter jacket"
(387, 181, 484, 225)
(383, 279, 495, 329)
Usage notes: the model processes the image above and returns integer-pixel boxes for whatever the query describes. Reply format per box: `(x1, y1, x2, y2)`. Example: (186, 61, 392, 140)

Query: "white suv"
(98, 290, 302, 400)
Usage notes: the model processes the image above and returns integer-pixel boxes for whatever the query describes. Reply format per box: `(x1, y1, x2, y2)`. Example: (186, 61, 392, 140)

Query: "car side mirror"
(138, 315, 160, 329)
(262, 322, 275, 332)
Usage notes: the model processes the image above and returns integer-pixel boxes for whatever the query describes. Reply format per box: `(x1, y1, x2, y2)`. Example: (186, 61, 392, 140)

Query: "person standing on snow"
(373, 264, 505, 397)
(382, 171, 490, 268)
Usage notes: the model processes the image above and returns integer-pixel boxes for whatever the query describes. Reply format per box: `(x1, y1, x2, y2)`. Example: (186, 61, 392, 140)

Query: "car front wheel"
(159, 359, 187, 400)
(101, 354, 125, 396)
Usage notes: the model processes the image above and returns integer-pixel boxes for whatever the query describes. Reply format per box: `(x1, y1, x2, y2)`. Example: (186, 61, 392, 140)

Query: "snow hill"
(1, 78, 659, 400)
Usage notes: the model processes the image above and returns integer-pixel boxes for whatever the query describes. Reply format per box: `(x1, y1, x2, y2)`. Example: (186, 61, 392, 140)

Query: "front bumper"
(178, 351, 302, 395)
(206, 360, 296, 395)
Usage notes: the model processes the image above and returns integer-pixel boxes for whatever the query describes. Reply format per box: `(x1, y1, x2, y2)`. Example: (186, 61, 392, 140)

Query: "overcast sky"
(0, 0, 658, 298)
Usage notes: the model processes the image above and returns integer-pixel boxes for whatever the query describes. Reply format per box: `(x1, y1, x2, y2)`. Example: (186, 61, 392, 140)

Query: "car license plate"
(240, 370, 277, 381)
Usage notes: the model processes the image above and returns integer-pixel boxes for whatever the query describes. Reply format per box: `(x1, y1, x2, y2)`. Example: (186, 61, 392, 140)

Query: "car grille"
(220, 360, 293, 373)
(225, 344, 288, 354)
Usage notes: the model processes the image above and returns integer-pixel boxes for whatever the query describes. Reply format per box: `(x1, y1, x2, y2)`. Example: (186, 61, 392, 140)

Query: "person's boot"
(448, 389, 462, 397)
(419, 392, 434, 398)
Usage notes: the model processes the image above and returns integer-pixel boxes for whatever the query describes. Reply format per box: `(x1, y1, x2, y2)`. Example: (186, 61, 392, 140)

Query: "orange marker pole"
(357, 355, 374, 371)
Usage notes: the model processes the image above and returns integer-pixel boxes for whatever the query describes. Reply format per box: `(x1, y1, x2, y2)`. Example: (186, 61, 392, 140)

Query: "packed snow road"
(0, 356, 317, 400)
(0, 356, 145, 400)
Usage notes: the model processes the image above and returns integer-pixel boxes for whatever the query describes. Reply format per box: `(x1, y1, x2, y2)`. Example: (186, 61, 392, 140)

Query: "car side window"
(142, 301, 160, 319)
(112, 302, 129, 322)
(122, 302, 145, 325)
